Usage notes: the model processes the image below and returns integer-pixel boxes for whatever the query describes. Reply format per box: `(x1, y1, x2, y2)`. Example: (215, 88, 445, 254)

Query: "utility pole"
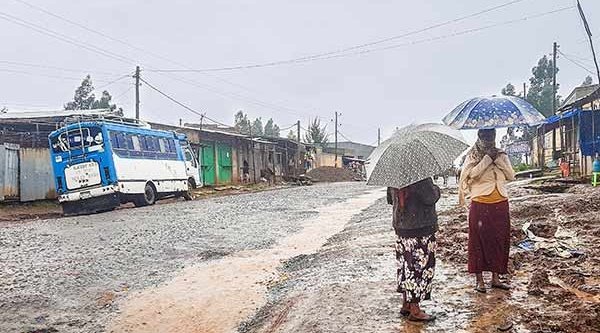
(249, 125, 256, 183)
(377, 128, 381, 146)
(134, 65, 140, 120)
(334, 112, 339, 167)
(523, 82, 527, 100)
(296, 120, 300, 175)
(552, 42, 558, 156)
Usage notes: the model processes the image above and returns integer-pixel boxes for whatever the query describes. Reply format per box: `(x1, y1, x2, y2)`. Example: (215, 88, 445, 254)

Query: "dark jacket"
(387, 178, 440, 238)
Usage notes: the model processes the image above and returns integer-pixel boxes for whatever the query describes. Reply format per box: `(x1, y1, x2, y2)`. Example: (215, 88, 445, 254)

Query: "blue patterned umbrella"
(443, 96, 546, 130)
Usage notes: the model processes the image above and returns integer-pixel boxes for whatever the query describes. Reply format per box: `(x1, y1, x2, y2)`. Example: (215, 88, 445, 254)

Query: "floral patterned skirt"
(395, 233, 436, 303)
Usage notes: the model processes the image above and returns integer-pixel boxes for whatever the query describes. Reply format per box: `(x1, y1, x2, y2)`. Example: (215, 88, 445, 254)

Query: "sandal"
(408, 314, 437, 322)
(491, 283, 511, 290)
(475, 285, 487, 293)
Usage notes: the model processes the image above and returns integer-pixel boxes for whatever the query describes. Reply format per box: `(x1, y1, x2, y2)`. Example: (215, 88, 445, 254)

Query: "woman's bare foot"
(491, 273, 510, 290)
(401, 301, 410, 316)
(475, 273, 487, 293)
(408, 303, 436, 322)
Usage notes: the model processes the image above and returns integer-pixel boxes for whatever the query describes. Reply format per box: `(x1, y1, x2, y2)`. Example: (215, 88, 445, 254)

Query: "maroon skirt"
(468, 200, 510, 274)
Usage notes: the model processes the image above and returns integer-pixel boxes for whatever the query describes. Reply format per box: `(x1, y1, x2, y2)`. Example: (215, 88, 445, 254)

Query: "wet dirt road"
(243, 181, 600, 333)
(2, 180, 599, 333)
(0, 183, 373, 333)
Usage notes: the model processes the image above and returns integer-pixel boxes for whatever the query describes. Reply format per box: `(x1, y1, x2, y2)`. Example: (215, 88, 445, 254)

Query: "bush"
(514, 163, 531, 172)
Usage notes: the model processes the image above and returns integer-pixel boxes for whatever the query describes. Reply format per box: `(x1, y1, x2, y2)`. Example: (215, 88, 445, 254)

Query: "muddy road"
(0, 183, 374, 333)
(2, 180, 599, 333)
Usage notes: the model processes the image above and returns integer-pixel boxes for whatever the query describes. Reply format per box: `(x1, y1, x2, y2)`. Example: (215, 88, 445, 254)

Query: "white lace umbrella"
(365, 124, 469, 189)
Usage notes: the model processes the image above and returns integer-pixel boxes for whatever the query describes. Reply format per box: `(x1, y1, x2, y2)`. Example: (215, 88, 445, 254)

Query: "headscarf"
(458, 129, 503, 205)
(465, 129, 497, 168)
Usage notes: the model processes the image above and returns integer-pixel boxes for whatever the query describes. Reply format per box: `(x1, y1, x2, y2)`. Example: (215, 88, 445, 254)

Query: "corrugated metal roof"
(0, 109, 112, 120)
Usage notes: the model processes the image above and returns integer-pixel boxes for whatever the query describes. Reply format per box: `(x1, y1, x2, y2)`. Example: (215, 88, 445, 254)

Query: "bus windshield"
(50, 126, 104, 153)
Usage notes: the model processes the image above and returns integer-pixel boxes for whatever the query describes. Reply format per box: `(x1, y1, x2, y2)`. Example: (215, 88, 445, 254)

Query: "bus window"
(167, 139, 176, 153)
(158, 138, 167, 153)
(116, 132, 127, 149)
(131, 135, 141, 151)
(52, 127, 103, 153)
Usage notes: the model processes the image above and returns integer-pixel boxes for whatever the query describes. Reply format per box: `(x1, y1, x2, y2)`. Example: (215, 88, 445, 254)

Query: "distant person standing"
(459, 129, 515, 293)
(387, 178, 440, 322)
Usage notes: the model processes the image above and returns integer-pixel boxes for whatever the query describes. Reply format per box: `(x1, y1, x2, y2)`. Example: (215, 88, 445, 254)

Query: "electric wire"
(558, 50, 597, 75)
(11, 0, 310, 116)
(0, 60, 120, 76)
(138, 77, 229, 127)
(149, 0, 531, 73)
(0, 11, 136, 65)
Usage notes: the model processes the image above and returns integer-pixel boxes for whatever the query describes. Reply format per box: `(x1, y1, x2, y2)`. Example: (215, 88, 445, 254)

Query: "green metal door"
(201, 143, 216, 186)
(216, 144, 232, 184)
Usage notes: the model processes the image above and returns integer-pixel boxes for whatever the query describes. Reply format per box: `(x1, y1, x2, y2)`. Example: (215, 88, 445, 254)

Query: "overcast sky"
(1, 0, 599, 144)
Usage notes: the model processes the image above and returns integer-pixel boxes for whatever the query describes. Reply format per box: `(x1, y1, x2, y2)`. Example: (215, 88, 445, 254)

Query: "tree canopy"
(582, 75, 594, 87)
(287, 130, 297, 141)
(526, 55, 560, 117)
(234, 111, 281, 137)
(304, 118, 329, 147)
(64, 75, 123, 116)
(501, 83, 516, 96)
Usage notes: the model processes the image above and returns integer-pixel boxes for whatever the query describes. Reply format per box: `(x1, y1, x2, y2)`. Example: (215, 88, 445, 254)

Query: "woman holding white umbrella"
(367, 124, 469, 322)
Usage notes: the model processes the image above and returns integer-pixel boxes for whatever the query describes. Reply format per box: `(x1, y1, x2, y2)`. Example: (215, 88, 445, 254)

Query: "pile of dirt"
(305, 167, 362, 182)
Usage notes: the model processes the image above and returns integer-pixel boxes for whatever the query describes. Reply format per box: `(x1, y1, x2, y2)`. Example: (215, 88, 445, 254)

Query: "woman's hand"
(485, 147, 499, 160)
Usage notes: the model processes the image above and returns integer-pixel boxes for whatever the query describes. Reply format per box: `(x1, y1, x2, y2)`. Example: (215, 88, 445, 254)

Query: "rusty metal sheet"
(0, 143, 20, 201)
(19, 148, 56, 202)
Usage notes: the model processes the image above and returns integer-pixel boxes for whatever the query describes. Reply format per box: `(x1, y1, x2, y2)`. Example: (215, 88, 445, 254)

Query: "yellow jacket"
(459, 153, 515, 206)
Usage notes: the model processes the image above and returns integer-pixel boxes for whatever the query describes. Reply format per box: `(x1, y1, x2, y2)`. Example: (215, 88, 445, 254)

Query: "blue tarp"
(542, 108, 600, 156)
(579, 109, 600, 156)
(544, 109, 580, 126)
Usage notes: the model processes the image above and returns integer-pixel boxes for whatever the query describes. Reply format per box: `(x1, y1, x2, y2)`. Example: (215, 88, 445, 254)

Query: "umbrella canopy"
(366, 124, 469, 189)
(443, 96, 546, 130)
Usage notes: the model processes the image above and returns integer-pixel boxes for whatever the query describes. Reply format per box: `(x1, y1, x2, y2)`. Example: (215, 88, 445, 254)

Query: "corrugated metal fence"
(0, 143, 20, 201)
(0, 143, 56, 202)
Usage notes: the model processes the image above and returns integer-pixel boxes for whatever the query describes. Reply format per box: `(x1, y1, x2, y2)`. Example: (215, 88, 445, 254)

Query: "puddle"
(108, 189, 385, 333)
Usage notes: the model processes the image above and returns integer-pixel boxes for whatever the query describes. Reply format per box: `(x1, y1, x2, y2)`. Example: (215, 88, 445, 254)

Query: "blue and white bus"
(48, 119, 200, 215)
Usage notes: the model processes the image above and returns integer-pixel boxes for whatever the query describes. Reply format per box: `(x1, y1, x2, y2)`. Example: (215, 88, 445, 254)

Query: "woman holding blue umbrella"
(458, 129, 515, 292)
(444, 95, 544, 292)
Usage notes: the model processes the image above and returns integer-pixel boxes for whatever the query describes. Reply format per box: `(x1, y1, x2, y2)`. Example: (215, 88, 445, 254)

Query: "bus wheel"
(135, 183, 157, 207)
(183, 179, 194, 201)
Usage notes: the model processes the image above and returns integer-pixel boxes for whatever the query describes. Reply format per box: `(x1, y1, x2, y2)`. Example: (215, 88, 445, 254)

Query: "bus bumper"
(58, 185, 119, 202)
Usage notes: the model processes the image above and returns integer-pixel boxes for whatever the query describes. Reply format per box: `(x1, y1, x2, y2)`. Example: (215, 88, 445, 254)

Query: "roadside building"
(150, 122, 305, 186)
(532, 84, 600, 176)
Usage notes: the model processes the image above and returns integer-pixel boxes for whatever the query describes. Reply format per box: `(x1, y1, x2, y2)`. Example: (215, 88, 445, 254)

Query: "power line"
(149, 0, 529, 73)
(95, 74, 133, 90)
(0, 11, 136, 65)
(337, 130, 356, 143)
(295, 6, 575, 64)
(11, 0, 310, 117)
(558, 50, 596, 76)
(112, 85, 135, 100)
(138, 77, 229, 127)
(0, 68, 131, 84)
(0, 60, 120, 76)
(150, 72, 308, 117)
